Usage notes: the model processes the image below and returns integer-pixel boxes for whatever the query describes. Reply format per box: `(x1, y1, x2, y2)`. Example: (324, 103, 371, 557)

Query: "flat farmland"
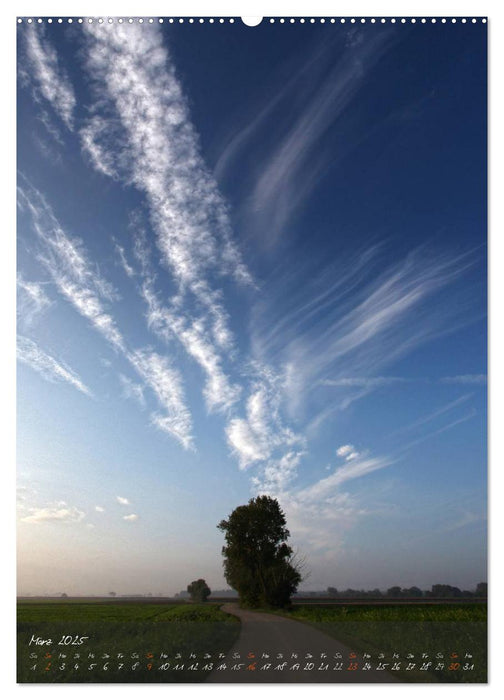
(17, 601, 240, 683)
(17, 599, 487, 683)
(280, 603, 487, 683)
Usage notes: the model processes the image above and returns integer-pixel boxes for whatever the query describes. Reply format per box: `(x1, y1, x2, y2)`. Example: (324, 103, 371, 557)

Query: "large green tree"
(217, 495, 302, 608)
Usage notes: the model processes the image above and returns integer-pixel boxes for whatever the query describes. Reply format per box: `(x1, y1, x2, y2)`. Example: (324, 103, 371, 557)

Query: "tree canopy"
(217, 495, 302, 608)
(187, 578, 211, 603)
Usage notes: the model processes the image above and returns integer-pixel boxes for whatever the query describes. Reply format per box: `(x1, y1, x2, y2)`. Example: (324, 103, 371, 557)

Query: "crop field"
(17, 602, 240, 683)
(283, 603, 487, 683)
(18, 599, 487, 683)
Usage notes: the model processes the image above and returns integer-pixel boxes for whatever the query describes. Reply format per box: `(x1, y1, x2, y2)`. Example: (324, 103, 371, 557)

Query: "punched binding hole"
(241, 17, 263, 27)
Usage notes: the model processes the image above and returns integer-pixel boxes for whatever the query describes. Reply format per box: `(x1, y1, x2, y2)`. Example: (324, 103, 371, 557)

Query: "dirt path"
(207, 603, 399, 683)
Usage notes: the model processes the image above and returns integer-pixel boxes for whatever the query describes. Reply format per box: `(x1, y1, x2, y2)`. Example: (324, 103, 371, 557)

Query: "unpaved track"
(207, 603, 399, 683)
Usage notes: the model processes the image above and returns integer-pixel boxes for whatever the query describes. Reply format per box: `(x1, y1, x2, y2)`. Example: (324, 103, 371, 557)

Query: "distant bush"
(187, 579, 211, 603)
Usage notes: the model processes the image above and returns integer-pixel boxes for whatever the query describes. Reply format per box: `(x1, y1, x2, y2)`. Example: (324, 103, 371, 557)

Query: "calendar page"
(16, 12, 487, 684)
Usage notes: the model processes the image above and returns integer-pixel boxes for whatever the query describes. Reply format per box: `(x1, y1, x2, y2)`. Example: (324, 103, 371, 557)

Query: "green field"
(18, 600, 487, 683)
(282, 604, 487, 683)
(17, 602, 240, 683)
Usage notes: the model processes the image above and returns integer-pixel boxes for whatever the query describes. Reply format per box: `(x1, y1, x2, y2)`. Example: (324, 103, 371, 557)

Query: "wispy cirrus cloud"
(113, 239, 136, 279)
(300, 454, 395, 500)
(298, 250, 473, 378)
(226, 363, 304, 471)
(127, 350, 194, 449)
(253, 245, 477, 423)
(321, 376, 407, 389)
(133, 237, 241, 414)
(17, 275, 52, 327)
(398, 409, 478, 453)
(149, 303, 241, 413)
(116, 496, 130, 505)
(269, 410, 476, 556)
(214, 38, 331, 183)
(37, 109, 65, 146)
(119, 374, 145, 407)
(80, 115, 120, 178)
(123, 513, 138, 522)
(18, 180, 194, 450)
(442, 510, 486, 533)
(80, 23, 250, 416)
(17, 183, 115, 303)
(226, 364, 307, 495)
(391, 393, 473, 437)
(251, 450, 307, 495)
(17, 335, 92, 397)
(229, 245, 477, 504)
(218, 31, 394, 244)
(263, 446, 394, 554)
(18, 180, 124, 351)
(82, 22, 252, 290)
(441, 375, 487, 385)
(22, 25, 76, 129)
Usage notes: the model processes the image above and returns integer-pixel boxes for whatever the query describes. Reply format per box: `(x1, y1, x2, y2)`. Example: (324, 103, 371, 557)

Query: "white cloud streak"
(162, 313, 240, 413)
(116, 496, 130, 505)
(37, 109, 65, 145)
(322, 376, 407, 389)
(17, 335, 92, 397)
(291, 455, 395, 510)
(224, 364, 307, 494)
(81, 23, 249, 416)
(398, 410, 478, 453)
(23, 25, 76, 129)
(251, 450, 306, 495)
(80, 116, 120, 178)
(127, 350, 194, 449)
(123, 513, 138, 521)
(18, 180, 194, 449)
(391, 393, 473, 436)
(113, 240, 136, 278)
(441, 375, 487, 385)
(17, 275, 52, 326)
(119, 374, 145, 407)
(136, 252, 240, 413)
(259, 447, 393, 554)
(253, 246, 476, 421)
(305, 252, 470, 372)
(21, 505, 85, 524)
(82, 22, 252, 289)
(18, 181, 125, 351)
(220, 31, 394, 243)
(229, 247, 466, 504)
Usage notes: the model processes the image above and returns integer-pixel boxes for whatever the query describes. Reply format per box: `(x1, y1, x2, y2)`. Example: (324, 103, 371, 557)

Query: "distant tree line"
(174, 588, 239, 599)
(323, 582, 487, 599)
(174, 583, 488, 600)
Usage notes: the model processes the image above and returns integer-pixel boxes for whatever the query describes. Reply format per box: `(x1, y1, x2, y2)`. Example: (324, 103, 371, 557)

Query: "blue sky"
(16, 17, 487, 595)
